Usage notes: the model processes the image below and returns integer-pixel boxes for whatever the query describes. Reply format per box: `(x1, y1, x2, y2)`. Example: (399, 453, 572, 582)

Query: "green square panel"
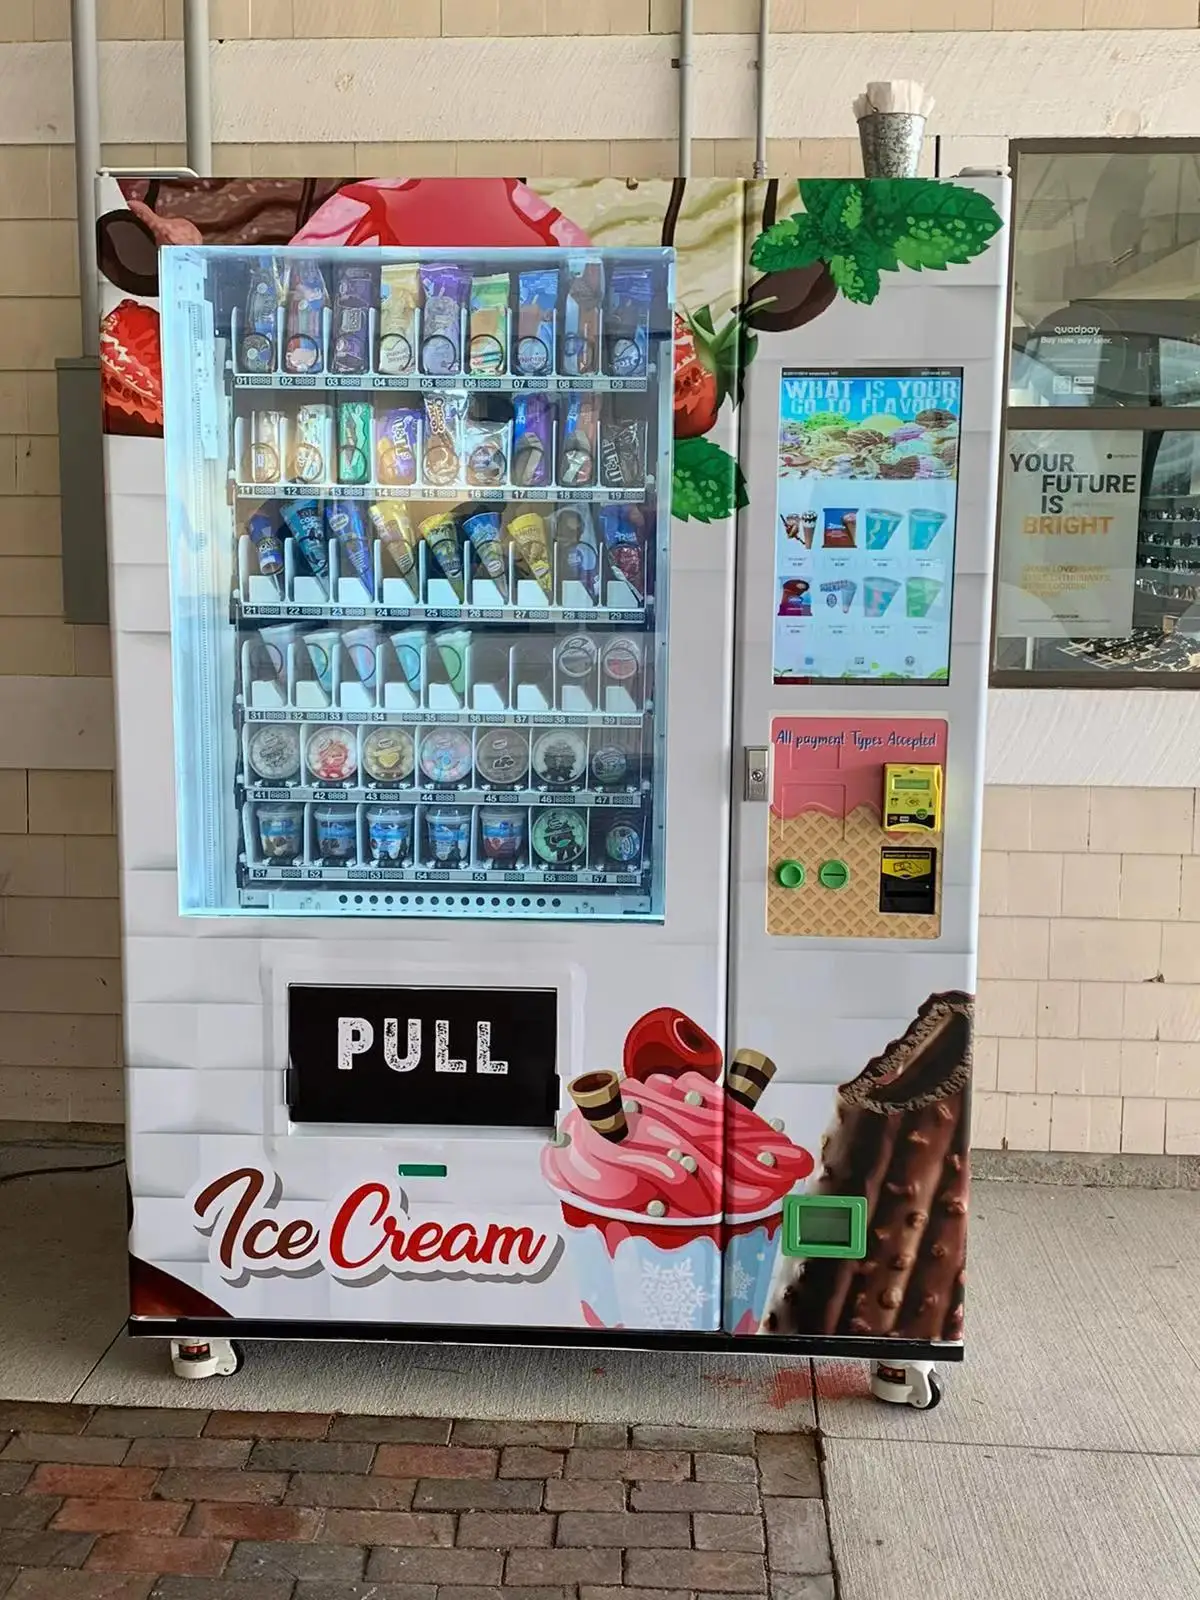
(782, 1194, 868, 1259)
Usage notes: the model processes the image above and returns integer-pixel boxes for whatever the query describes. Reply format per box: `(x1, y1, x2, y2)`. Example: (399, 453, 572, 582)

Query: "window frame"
(991, 136, 1200, 689)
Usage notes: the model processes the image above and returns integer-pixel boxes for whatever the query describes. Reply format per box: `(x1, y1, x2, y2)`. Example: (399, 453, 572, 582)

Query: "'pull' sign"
(287, 983, 558, 1129)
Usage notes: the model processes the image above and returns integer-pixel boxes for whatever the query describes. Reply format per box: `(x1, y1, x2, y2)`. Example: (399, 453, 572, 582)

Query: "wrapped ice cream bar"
(604, 267, 652, 378)
(247, 409, 285, 484)
(375, 403, 420, 488)
(330, 264, 374, 375)
(558, 392, 599, 487)
(280, 500, 330, 597)
(727, 1048, 776, 1111)
(561, 257, 603, 377)
(508, 511, 554, 600)
(240, 257, 283, 373)
(336, 400, 371, 486)
(555, 505, 601, 603)
(423, 393, 464, 486)
(326, 500, 375, 600)
(600, 413, 647, 489)
(512, 394, 553, 488)
(599, 504, 644, 601)
(247, 510, 283, 596)
(462, 510, 509, 600)
(368, 501, 419, 597)
(420, 263, 469, 375)
(568, 1070, 627, 1143)
(419, 511, 465, 600)
(469, 274, 510, 375)
(464, 416, 509, 488)
(283, 260, 329, 375)
(288, 402, 334, 484)
(515, 269, 557, 376)
(378, 263, 419, 375)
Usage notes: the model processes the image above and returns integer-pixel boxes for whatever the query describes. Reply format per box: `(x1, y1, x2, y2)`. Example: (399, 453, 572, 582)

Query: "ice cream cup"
(479, 806, 526, 866)
(366, 804, 413, 864)
(256, 802, 303, 863)
(863, 509, 902, 550)
(908, 508, 947, 550)
(426, 806, 472, 866)
(313, 805, 357, 864)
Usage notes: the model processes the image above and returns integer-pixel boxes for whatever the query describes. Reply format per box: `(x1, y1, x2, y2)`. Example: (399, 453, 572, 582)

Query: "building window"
(993, 142, 1200, 684)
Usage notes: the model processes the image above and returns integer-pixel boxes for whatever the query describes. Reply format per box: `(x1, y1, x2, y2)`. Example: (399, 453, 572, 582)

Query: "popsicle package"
(558, 392, 599, 487)
(512, 394, 553, 488)
(599, 504, 644, 600)
(283, 260, 329, 374)
(469, 274, 510, 375)
(377, 263, 419, 375)
(239, 257, 284, 373)
(375, 403, 420, 487)
(420, 264, 469, 375)
(326, 500, 375, 601)
(280, 500, 330, 597)
(463, 510, 509, 601)
(419, 511, 465, 600)
(422, 393, 464, 487)
(604, 267, 652, 378)
(464, 412, 510, 488)
(508, 510, 554, 600)
(336, 400, 371, 485)
(329, 264, 374, 375)
(561, 257, 604, 377)
(514, 269, 558, 375)
(288, 402, 334, 485)
(368, 501, 419, 598)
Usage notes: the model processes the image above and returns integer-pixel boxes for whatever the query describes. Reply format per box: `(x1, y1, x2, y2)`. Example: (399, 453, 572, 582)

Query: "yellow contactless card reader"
(883, 763, 943, 833)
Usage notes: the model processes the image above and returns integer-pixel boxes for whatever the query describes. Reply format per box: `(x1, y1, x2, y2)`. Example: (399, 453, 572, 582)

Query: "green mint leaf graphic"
(840, 187, 864, 231)
(828, 253, 881, 304)
(673, 435, 749, 524)
(798, 179, 864, 248)
(862, 179, 1003, 270)
(749, 214, 824, 274)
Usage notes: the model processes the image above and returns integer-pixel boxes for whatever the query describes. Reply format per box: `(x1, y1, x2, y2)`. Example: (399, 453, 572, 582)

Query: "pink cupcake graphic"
(541, 1009, 813, 1333)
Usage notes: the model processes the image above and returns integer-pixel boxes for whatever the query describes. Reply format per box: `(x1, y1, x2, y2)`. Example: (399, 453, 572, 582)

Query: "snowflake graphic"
(728, 1259, 755, 1306)
(635, 1257, 710, 1331)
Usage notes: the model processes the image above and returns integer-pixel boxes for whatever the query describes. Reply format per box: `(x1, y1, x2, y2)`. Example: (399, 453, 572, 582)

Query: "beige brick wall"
(3, 1, 1200, 1141)
(974, 787, 1200, 1158)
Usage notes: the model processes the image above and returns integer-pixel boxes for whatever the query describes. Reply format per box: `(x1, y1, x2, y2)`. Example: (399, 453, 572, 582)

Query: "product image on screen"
(773, 368, 962, 685)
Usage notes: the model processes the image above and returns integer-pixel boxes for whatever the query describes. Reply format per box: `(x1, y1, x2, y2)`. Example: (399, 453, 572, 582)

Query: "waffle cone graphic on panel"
(763, 990, 971, 1341)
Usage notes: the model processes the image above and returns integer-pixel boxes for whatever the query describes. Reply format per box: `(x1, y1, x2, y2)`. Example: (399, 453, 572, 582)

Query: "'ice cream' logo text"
(191, 1166, 560, 1287)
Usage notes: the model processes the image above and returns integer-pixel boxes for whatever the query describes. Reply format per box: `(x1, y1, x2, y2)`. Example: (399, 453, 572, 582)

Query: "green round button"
(819, 859, 850, 890)
(775, 859, 805, 889)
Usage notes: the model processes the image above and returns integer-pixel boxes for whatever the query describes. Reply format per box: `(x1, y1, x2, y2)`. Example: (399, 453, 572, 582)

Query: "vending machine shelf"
(230, 371, 652, 395)
(234, 483, 651, 504)
(236, 602, 649, 626)
(241, 708, 648, 726)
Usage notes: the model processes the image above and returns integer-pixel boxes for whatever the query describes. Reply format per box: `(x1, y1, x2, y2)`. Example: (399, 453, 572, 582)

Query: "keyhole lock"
(744, 747, 769, 802)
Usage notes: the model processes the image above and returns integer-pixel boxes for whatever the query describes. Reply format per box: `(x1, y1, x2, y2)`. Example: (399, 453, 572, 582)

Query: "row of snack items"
(237, 500, 647, 610)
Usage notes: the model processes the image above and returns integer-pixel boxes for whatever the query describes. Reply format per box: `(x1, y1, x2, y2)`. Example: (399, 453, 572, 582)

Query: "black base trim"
(128, 1316, 963, 1364)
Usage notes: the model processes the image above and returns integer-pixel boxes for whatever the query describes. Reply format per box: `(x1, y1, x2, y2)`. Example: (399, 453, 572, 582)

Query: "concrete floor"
(4, 1144, 1200, 1599)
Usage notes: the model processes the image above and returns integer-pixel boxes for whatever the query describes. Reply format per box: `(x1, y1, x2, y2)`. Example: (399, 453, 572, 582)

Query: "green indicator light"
(775, 859, 805, 889)
(397, 1163, 448, 1178)
(818, 859, 850, 890)
(782, 1194, 868, 1259)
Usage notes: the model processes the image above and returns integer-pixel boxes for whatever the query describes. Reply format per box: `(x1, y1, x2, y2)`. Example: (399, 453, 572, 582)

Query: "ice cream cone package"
(515, 269, 558, 376)
(326, 500, 375, 601)
(598, 505, 644, 601)
(330, 264, 374, 375)
(562, 257, 603, 377)
(908, 507, 947, 550)
(555, 504, 601, 603)
(280, 500, 329, 597)
(906, 576, 943, 617)
(507, 510, 554, 600)
(422, 393, 464, 487)
(420, 264, 469, 375)
(823, 508, 857, 548)
(559, 393, 600, 487)
(462, 510, 509, 600)
(863, 508, 901, 549)
(368, 501, 419, 599)
(820, 579, 857, 614)
(468, 273, 510, 375)
(419, 511, 465, 601)
(377, 263, 419, 376)
(862, 575, 900, 617)
(246, 510, 284, 596)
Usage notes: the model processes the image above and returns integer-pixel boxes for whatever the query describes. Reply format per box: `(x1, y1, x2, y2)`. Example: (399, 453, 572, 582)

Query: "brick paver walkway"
(0, 1402, 832, 1600)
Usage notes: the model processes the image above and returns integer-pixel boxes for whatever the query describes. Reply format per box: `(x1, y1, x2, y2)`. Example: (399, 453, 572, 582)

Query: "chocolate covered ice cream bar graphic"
(763, 990, 971, 1342)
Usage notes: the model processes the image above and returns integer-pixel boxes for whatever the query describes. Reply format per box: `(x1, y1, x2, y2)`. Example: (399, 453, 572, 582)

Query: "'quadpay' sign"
(998, 431, 1142, 637)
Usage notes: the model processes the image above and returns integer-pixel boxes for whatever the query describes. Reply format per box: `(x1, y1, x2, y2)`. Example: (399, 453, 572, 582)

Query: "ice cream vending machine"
(100, 172, 1008, 1407)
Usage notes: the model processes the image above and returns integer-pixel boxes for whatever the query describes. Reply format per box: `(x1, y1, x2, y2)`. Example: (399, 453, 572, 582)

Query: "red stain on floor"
(767, 1366, 814, 1409)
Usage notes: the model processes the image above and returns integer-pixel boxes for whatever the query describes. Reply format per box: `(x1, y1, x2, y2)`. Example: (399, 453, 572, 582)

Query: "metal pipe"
(753, 0, 771, 178)
(183, 0, 213, 177)
(677, 0, 694, 179)
(70, 0, 101, 357)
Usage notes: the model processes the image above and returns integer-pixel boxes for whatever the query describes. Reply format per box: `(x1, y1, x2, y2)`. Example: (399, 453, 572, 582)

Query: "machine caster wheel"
(169, 1338, 244, 1380)
(870, 1360, 942, 1411)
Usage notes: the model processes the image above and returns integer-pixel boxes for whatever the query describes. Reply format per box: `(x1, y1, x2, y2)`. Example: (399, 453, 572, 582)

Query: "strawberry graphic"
(673, 310, 720, 440)
(100, 298, 164, 436)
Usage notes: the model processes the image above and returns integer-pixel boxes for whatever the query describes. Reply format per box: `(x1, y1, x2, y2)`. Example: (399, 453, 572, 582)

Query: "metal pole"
(753, 0, 771, 178)
(183, 0, 213, 177)
(677, 0, 694, 179)
(70, 0, 100, 357)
